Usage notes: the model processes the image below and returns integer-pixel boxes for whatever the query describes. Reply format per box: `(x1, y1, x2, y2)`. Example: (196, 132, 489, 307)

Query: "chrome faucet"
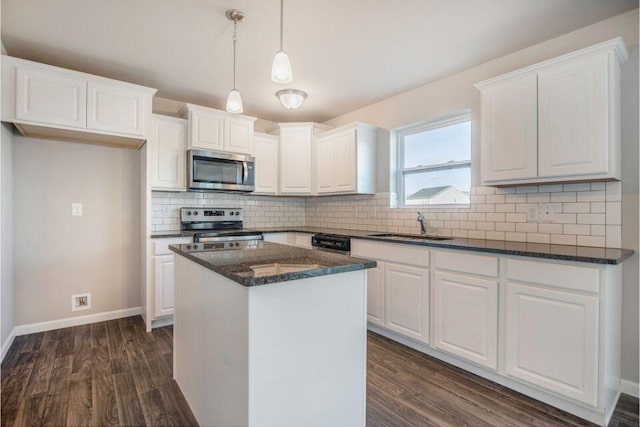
(417, 212, 427, 235)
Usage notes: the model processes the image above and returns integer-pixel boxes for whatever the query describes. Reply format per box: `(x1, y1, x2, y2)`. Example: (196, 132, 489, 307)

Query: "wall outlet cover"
(538, 203, 556, 223)
(72, 203, 83, 216)
(72, 293, 91, 311)
(527, 206, 538, 222)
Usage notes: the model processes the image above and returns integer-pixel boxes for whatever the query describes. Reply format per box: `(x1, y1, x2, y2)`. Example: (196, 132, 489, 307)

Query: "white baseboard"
(620, 379, 640, 398)
(0, 327, 16, 362)
(13, 306, 142, 336)
(151, 316, 174, 330)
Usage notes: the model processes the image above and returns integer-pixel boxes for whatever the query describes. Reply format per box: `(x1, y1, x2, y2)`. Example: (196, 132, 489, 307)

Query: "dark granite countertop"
(155, 226, 633, 265)
(169, 241, 376, 286)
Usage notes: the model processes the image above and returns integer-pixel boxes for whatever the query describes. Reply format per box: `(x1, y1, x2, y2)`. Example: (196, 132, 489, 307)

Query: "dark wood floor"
(1, 316, 638, 427)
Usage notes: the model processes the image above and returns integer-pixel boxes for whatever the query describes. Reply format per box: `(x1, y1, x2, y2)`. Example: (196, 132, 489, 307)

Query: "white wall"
(12, 136, 141, 325)
(324, 9, 639, 384)
(1, 123, 14, 346)
(621, 47, 639, 384)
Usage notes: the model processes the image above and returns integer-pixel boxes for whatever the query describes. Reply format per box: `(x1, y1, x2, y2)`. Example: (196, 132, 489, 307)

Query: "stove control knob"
(229, 212, 234, 216)
(235, 211, 240, 216)
(193, 211, 198, 216)
(186, 211, 192, 216)
(235, 242, 240, 247)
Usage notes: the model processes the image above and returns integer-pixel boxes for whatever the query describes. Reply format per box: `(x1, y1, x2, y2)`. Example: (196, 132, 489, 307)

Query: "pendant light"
(271, 0, 293, 83)
(276, 89, 307, 110)
(226, 9, 245, 114)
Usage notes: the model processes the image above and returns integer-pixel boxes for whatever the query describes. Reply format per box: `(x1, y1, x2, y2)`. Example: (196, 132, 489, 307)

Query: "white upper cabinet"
(253, 132, 279, 194)
(538, 53, 609, 178)
(278, 123, 329, 195)
(315, 123, 376, 195)
(149, 114, 187, 191)
(181, 104, 256, 155)
(87, 81, 148, 137)
(475, 38, 627, 185)
(15, 65, 87, 128)
(480, 74, 538, 183)
(2, 56, 156, 148)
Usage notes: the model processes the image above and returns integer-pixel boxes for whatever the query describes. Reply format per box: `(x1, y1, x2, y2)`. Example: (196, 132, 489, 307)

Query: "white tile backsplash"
(151, 182, 624, 248)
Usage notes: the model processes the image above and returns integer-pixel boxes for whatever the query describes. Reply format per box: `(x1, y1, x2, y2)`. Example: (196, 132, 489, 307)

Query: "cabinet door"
(87, 82, 147, 136)
(253, 134, 279, 194)
(149, 116, 187, 191)
(188, 108, 225, 151)
(480, 73, 538, 183)
(280, 127, 313, 194)
(366, 261, 385, 327)
(385, 263, 429, 344)
(224, 116, 254, 154)
(505, 283, 598, 406)
(316, 134, 335, 193)
(15, 65, 87, 128)
(433, 272, 498, 369)
(538, 53, 609, 178)
(333, 129, 357, 192)
(154, 255, 176, 318)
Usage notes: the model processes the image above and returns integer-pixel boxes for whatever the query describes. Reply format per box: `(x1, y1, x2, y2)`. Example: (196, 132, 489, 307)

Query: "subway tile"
(486, 213, 506, 222)
(475, 204, 496, 213)
(495, 204, 516, 213)
(577, 191, 606, 202)
(606, 202, 621, 225)
(606, 182, 622, 202)
(467, 213, 486, 221)
(505, 194, 528, 203)
(496, 222, 515, 232)
(590, 182, 606, 191)
(562, 203, 590, 213)
(606, 225, 622, 248)
(477, 222, 495, 231)
(538, 223, 563, 234)
(577, 236, 606, 247)
(527, 233, 550, 244)
(590, 202, 606, 213)
(505, 213, 527, 223)
(468, 230, 486, 239)
(551, 234, 577, 246)
(505, 232, 527, 242)
(553, 213, 577, 224)
(538, 184, 564, 193)
(527, 193, 550, 203)
(486, 195, 505, 204)
(563, 183, 591, 192)
(590, 225, 606, 236)
(486, 231, 505, 241)
(516, 223, 538, 233)
(452, 229, 468, 238)
(551, 192, 577, 203)
(470, 195, 485, 204)
(475, 187, 495, 195)
(515, 186, 538, 194)
(577, 213, 606, 225)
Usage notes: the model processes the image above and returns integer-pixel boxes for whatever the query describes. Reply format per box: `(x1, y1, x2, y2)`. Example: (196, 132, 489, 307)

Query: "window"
(397, 112, 471, 207)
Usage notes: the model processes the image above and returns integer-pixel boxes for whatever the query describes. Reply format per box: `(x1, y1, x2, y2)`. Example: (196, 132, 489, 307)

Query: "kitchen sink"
(367, 233, 453, 241)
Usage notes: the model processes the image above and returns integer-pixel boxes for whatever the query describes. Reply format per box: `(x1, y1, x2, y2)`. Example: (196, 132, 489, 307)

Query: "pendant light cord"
(279, 0, 284, 50)
(233, 20, 238, 90)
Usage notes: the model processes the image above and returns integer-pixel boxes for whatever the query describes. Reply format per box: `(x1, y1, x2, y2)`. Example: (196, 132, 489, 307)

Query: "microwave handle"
(243, 161, 249, 184)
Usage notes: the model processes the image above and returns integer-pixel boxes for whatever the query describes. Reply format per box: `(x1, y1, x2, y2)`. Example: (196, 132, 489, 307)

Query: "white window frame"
(397, 111, 472, 209)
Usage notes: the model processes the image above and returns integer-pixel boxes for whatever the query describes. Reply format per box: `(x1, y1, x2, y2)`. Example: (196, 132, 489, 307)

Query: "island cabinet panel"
(15, 65, 87, 128)
(504, 283, 599, 406)
(432, 271, 498, 369)
(87, 81, 148, 137)
(385, 262, 430, 344)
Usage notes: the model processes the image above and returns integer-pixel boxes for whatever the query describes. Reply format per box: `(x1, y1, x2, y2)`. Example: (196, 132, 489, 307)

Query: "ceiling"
(1, 0, 637, 122)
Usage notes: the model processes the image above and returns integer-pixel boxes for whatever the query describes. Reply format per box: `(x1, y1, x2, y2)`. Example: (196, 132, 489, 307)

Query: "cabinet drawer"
(506, 259, 599, 293)
(433, 250, 498, 278)
(351, 239, 429, 268)
(153, 237, 192, 255)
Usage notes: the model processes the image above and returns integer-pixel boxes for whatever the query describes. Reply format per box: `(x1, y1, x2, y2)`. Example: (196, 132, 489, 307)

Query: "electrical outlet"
(527, 206, 538, 222)
(72, 293, 91, 311)
(72, 203, 83, 216)
(538, 203, 555, 223)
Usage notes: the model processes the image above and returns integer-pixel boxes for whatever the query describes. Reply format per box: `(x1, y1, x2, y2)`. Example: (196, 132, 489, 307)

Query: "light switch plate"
(72, 203, 83, 216)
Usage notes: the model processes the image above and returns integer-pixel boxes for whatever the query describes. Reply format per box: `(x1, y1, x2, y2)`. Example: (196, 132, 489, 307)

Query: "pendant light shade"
(276, 89, 307, 110)
(226, 89, 243, 114)
(271, 0, 293, 84)
(271, 50, 293, 84)
(226, 9, 245, 114)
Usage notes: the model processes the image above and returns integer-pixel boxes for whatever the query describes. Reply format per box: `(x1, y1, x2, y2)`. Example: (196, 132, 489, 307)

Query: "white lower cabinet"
(385, 262, 430, 344)
(352, 238, 621, 426)
(432, 271, 498, 369)
(365, 261, 385, 327)
(504, 282, 598, 406)
(154, 255, 176, 318)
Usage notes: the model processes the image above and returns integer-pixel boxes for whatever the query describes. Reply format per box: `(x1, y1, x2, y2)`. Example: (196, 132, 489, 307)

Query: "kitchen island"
(169, 241, 376, 427)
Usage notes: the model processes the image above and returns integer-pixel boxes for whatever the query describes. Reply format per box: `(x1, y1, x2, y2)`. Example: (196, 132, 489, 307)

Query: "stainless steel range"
(180, 207, 262, 243)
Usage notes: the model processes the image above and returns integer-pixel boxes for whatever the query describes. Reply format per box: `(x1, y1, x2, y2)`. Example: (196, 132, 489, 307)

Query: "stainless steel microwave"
(187, 149, 255, 192)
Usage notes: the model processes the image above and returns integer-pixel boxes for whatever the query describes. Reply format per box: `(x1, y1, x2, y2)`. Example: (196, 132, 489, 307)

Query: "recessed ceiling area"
(1, 0, 637, 122)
